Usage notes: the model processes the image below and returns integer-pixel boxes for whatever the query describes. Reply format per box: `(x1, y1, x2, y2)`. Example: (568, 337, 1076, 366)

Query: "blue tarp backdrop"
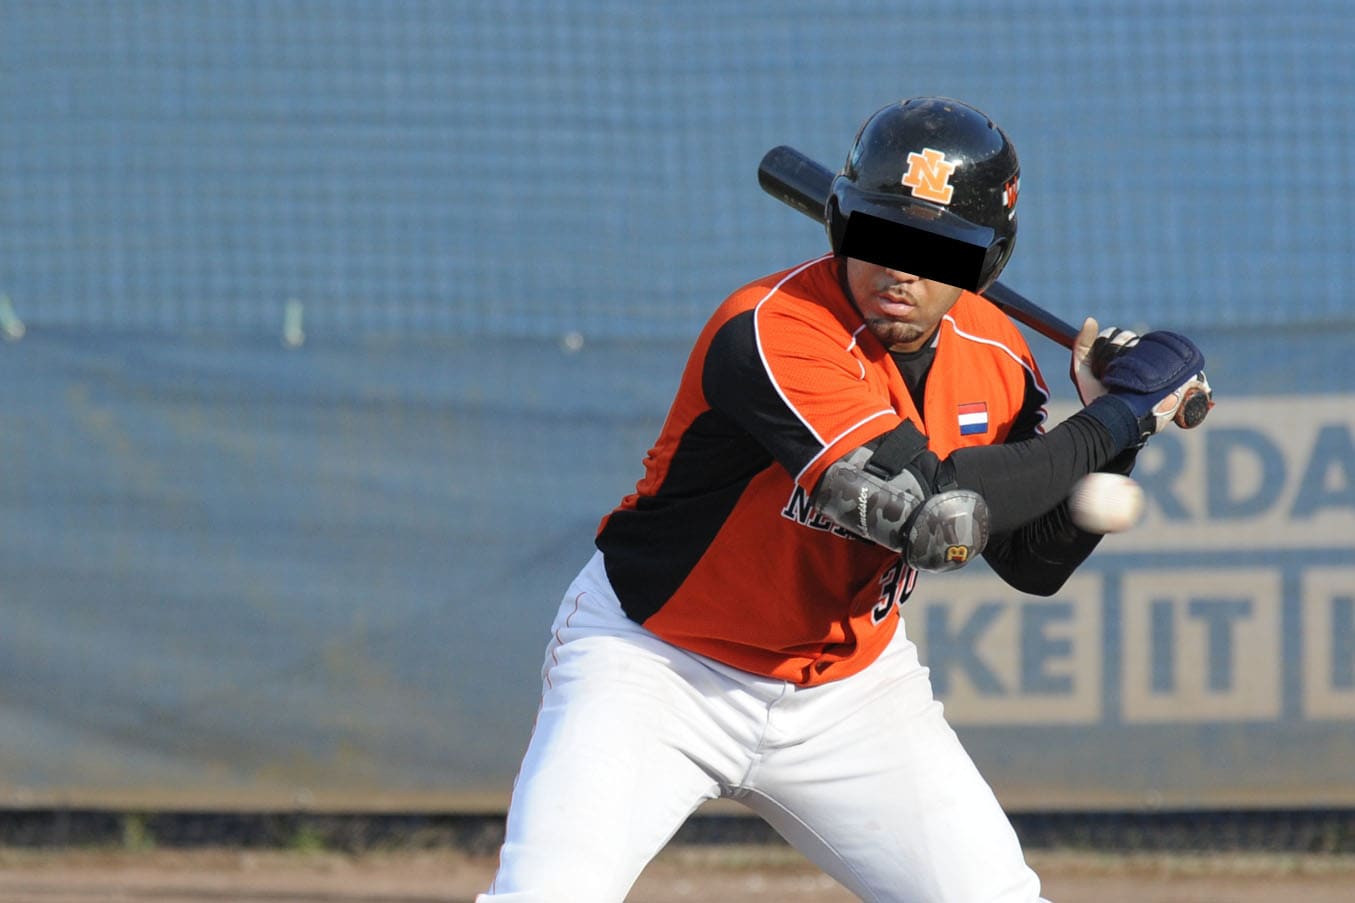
(0, 1, 1352, 810)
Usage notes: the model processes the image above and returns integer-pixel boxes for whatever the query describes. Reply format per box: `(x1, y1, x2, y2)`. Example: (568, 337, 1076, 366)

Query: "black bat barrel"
(757, 145, 834, 222)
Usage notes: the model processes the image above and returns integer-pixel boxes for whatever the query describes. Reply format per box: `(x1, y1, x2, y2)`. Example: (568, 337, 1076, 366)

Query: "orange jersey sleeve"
(700, 257, 912, 492)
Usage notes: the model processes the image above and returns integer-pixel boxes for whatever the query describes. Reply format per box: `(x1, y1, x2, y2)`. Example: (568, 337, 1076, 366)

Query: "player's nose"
(881, 267, 919, 284)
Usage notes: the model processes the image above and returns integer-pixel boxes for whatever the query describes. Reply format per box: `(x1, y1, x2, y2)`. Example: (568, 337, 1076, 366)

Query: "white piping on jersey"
(750, 254, 837, 449)
(748, 254, 897, 485)
(846, 324, 867, 379)
(941, 313, 1051, 430)
(795, 409, 894, 486)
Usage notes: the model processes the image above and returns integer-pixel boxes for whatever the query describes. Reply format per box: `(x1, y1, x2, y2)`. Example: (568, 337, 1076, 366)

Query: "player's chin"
(867, 319, 923, 348)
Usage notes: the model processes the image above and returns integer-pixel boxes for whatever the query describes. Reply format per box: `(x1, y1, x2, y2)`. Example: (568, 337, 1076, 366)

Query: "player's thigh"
(750, 664, 1043, 901)
(482, 633, 731, 900)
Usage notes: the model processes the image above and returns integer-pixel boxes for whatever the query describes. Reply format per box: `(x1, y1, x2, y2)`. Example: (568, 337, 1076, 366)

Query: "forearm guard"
(811, 444, 990, 572)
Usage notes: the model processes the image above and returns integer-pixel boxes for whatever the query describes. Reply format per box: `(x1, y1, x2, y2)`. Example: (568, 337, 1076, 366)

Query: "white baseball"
(1068, 472, 1145, 534)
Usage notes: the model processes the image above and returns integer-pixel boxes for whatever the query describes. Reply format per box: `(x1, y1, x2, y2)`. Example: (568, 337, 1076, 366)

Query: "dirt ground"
(0, 847, 1352, 902)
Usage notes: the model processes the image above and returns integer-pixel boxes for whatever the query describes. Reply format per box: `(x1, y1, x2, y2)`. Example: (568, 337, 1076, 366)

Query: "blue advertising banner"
(2, 0, 1353, 813)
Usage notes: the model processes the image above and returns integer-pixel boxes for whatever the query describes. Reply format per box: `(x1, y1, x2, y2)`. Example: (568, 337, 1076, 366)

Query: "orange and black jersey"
(596, 255, 1120, 686)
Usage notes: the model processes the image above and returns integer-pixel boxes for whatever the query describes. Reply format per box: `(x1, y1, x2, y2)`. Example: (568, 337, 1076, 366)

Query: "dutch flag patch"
(957, 401, 989, 436)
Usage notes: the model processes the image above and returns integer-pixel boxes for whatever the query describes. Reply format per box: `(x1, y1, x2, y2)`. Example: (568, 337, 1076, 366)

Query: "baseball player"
(479, 98, 1209, 902)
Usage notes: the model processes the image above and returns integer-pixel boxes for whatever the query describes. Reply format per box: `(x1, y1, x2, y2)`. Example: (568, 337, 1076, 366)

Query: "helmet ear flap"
(826, 184, 848, 255)
(977, 233, 1016, 293)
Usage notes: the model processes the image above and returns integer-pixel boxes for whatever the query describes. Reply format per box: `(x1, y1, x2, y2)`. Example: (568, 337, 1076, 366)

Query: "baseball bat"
(756, 144, 1211, 429)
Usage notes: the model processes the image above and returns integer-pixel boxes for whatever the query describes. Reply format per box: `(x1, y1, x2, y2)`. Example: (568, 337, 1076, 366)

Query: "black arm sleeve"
(942, 370, 1139, 595)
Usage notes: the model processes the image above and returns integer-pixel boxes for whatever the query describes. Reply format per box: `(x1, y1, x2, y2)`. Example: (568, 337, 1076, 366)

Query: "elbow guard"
(811, 440, 990, 573)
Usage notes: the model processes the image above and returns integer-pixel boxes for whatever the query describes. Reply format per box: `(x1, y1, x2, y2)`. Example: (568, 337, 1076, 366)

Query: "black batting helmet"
(827, 97, 1020, 293)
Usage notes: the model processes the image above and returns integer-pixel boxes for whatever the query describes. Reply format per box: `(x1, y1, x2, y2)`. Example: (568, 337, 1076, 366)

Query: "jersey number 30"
(872, 558, 918, 623)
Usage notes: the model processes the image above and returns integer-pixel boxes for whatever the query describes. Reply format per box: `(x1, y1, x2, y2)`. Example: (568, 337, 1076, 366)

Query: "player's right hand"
(1097, 330, 1206, 441)
(1070, 318, 1140, 405)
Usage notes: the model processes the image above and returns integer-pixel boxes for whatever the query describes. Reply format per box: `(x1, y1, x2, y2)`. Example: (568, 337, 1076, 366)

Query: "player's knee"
(476, 880, 627, 903)
(480, 843, 633, 903)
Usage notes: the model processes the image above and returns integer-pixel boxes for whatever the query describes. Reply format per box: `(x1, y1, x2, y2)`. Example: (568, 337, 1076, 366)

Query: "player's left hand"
(1097, 329, 1207, 443)
(1070, 318, 1140, 405)
(1147, 368, 1213, 433)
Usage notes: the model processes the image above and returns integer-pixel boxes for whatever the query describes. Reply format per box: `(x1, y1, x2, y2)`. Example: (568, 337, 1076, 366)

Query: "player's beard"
(865, 317, 929, 351)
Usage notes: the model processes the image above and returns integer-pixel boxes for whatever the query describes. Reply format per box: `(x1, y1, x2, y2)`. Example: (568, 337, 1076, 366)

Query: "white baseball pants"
(479, 551, 1047, 902)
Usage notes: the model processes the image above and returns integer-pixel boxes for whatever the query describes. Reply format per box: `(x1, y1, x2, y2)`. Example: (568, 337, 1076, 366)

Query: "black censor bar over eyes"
(838, 212, 990, 296)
